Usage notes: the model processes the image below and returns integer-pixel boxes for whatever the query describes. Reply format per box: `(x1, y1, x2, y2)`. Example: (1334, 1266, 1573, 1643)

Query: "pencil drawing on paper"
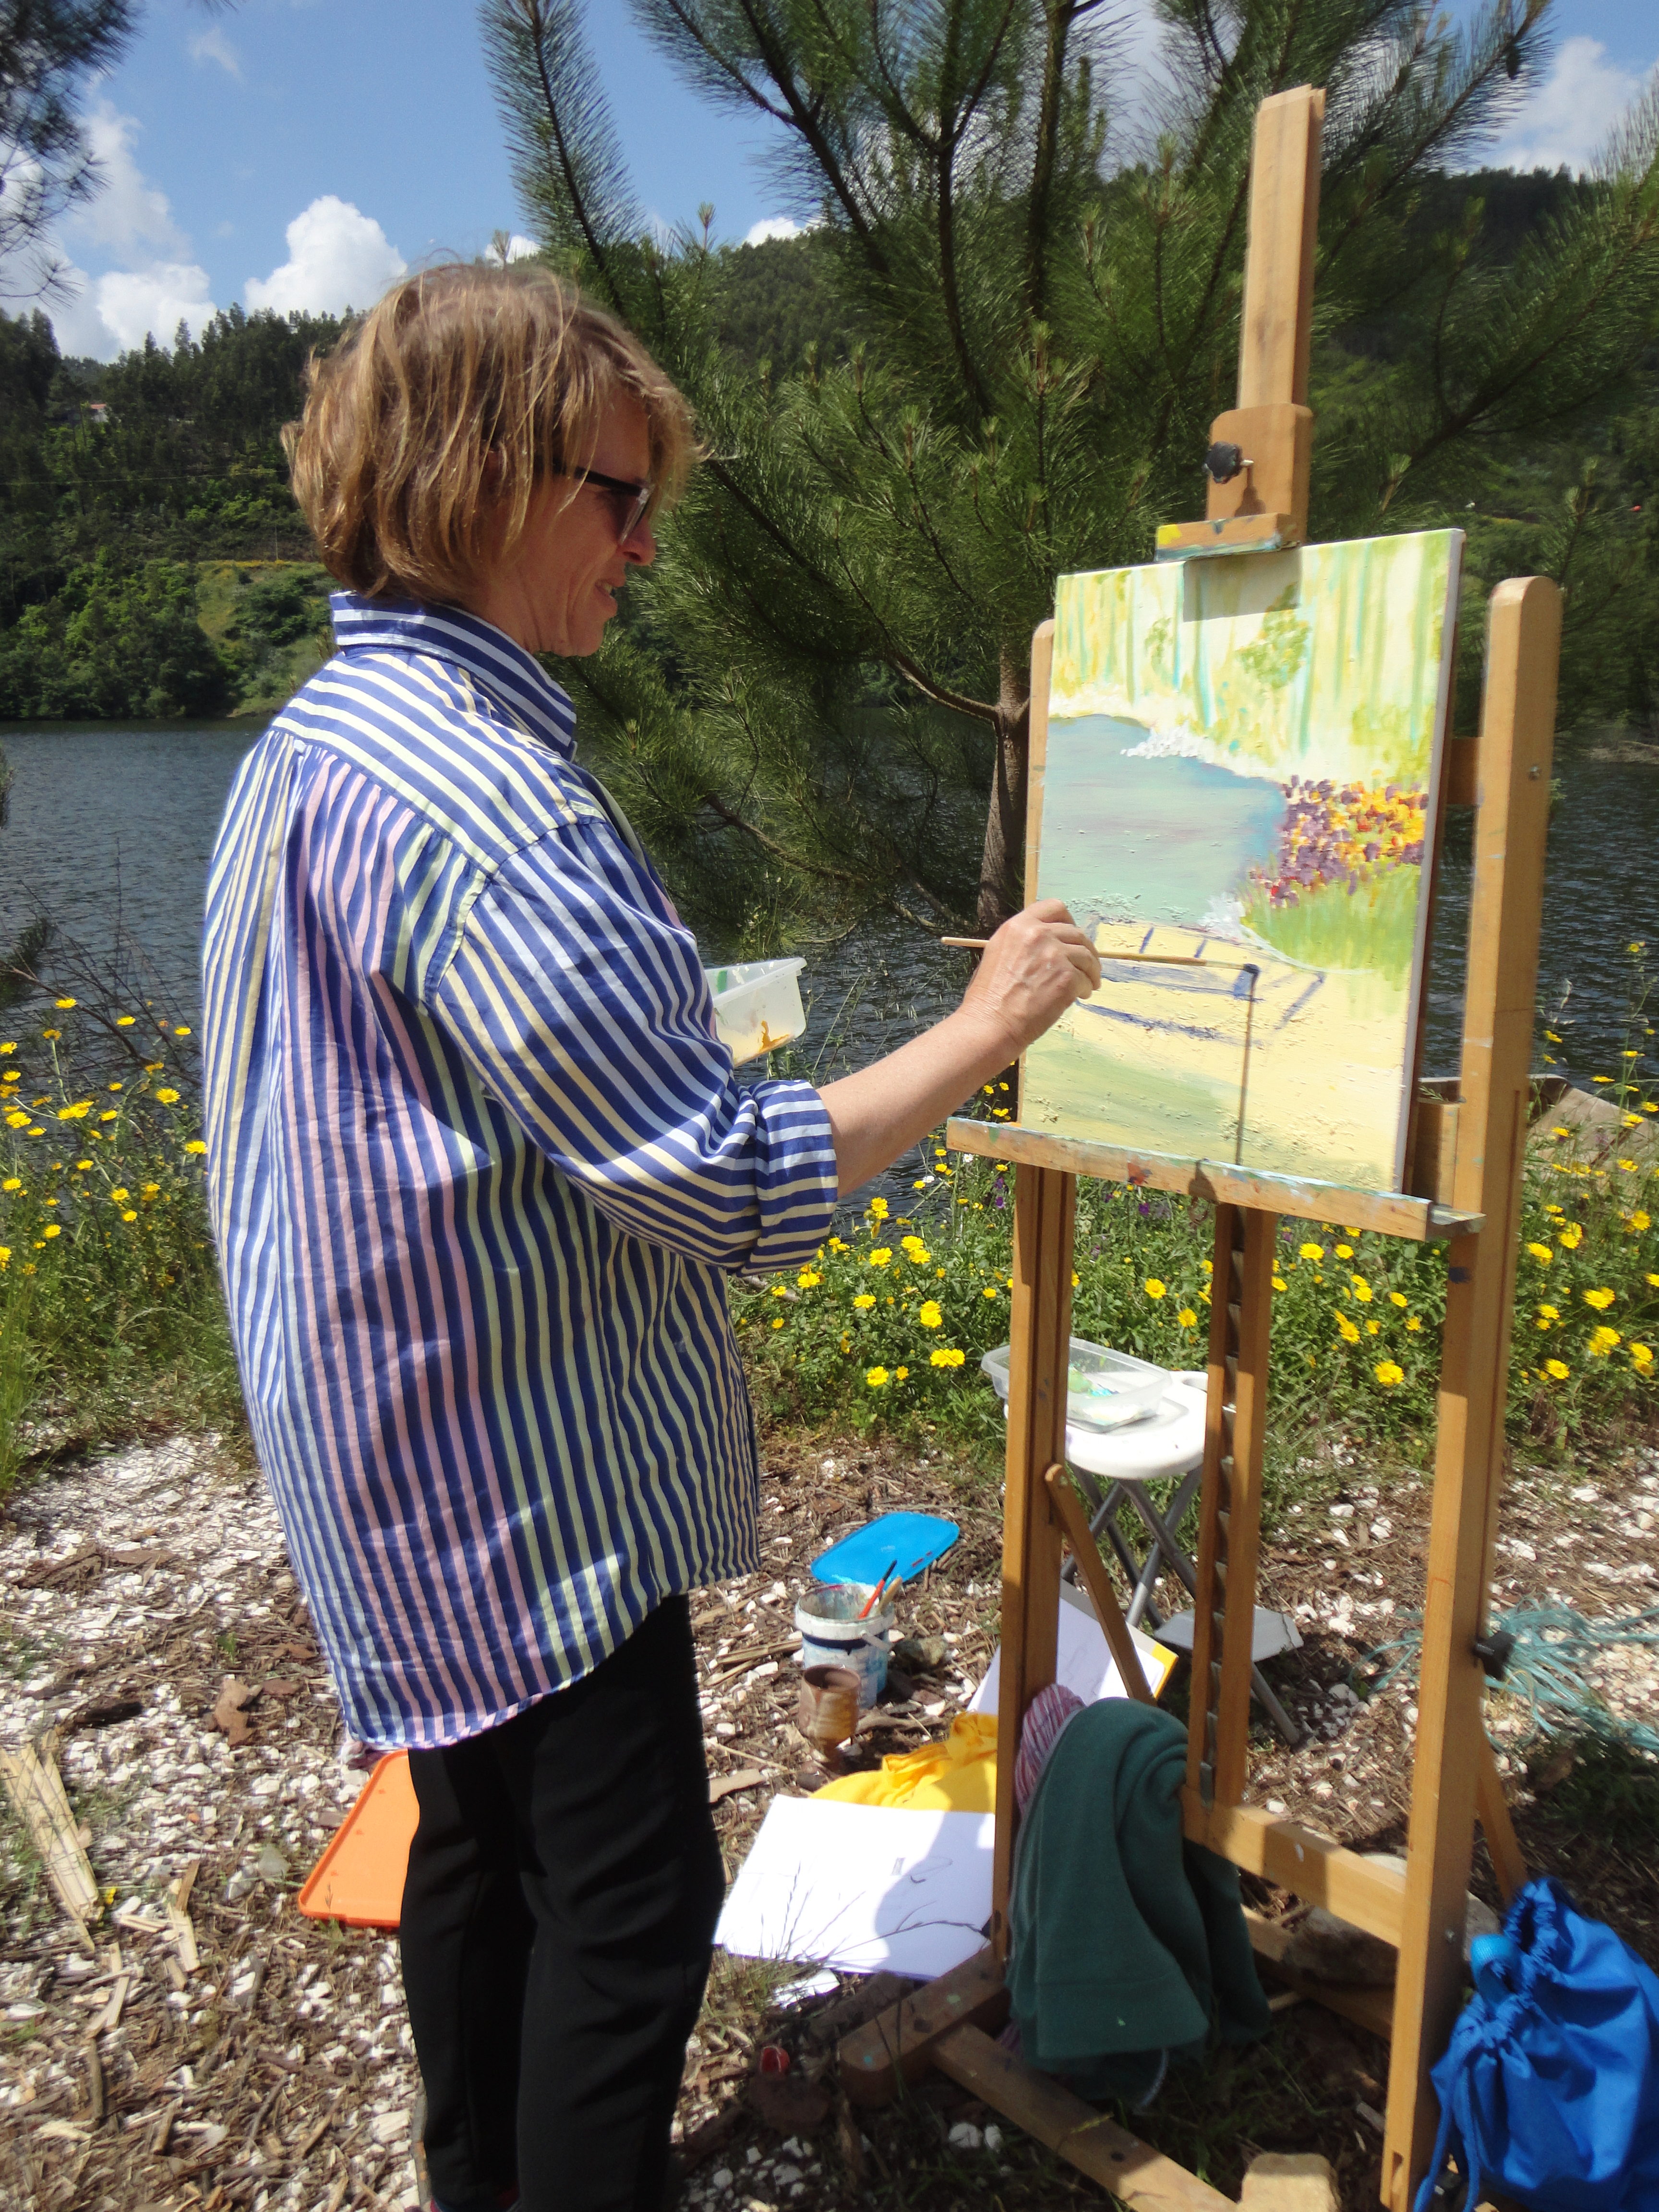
(1022, 529, 1463, 1193)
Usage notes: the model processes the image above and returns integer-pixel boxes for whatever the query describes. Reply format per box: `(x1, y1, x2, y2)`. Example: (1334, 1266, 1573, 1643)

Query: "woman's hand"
(959, 900, 1101, 1062)
(817, 901, 1099, 1196)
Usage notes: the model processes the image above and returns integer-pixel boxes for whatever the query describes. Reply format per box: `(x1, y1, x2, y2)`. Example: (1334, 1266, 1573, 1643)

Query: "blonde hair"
(284, 262, 696, 604)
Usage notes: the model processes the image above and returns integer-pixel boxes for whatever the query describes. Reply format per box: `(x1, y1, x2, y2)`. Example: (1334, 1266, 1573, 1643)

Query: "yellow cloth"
(812, 1712, 998, 1812)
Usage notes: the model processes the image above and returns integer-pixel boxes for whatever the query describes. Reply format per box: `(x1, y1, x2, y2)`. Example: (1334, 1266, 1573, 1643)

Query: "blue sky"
(23, 0, 1659, 361)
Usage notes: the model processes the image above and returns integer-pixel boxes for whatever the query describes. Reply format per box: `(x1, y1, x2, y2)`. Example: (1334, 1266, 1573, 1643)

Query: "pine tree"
(482, 0, 1659, 943)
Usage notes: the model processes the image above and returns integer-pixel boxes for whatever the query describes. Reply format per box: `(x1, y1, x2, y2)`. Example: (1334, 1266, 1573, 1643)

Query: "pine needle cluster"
(481, 0, 1659, 946)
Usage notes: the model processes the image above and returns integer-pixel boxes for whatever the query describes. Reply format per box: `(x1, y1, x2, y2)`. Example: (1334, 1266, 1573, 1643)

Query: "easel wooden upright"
(839, 86, 1560, 2212)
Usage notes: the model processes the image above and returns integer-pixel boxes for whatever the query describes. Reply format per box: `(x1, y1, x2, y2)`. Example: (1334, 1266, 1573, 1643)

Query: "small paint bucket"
(794, 1583, 894, 1710)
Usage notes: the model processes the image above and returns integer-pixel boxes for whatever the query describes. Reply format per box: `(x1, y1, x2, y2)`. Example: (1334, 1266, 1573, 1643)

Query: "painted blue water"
(1038, 716, 1286, 930)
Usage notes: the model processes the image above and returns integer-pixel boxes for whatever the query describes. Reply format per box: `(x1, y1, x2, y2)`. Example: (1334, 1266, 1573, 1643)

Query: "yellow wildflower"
(866, 1366, 890, 1389)
(1335, 1243, 1353, 1260)
(1389, 1291, 1408, 1308)
(1582, 1287, 1616, 1310)
(929, 1347, 966, 1368)
(1538, 1304, 1560, 1322)
(1144, 1278, 1166, 1299)
(770, 1316, 784, 1330)
(869, 1197, 889, 1220)
(0, 1248, 8, 1270)
(1631, 1343, 1653, 1372)
(1374, 1361, 1404, 1387)
(1406, 1316, 1422, 1332)
(868, 1248, 892, 1268)
(184, 1139, 206, 1155)
(155, 1087, 180, 1105)
(918, 1301, 943, 1329)
(55, 1101, 92, 1120)
(1299, 1242, 1323, 1261)
(1557, 1222, 1583, 1249)
(1589, 1326, 1621, 1355)
(1272, 1275, 1286, 1291)
(1543, 1358, 1569, 1381)
(1627, 1212, 1651, 1233)
(1178, 1307, 1197, 1327)
(981, 1286, 997, 1299)
(894, 1366, 909, 1381)
(796, 1268, 822, 1288)
(110, 1186, 130, 1202)
(1350, 1278, 1372, 1303)
(1526, 1242, 1552, 1263)
(41, 1223, 60, 1239)
(1336, 1313, 1360, 1344)
(853, 1292, 875, 1310)
(40, 1028, 59, 1039)
(115, 1015, 135, 1027)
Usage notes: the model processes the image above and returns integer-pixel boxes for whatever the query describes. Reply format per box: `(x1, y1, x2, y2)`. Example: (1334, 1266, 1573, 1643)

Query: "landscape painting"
(1022, 530, 1463, 1194)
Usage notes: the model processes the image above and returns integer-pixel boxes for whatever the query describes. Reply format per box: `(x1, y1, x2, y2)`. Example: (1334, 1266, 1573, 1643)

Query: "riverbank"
(2, 1423, 1656, 2212)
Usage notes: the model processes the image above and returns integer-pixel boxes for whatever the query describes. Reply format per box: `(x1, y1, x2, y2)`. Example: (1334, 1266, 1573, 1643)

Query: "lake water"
(1, 720, 1655, 1092)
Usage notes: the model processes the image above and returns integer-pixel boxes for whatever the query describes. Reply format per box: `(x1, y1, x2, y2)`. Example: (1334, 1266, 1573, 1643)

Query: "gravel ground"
(3, 1425, 1656, 2212)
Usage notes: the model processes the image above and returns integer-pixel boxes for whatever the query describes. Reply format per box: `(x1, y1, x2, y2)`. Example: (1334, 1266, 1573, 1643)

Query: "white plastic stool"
(1062, 1371, 1302, 1746)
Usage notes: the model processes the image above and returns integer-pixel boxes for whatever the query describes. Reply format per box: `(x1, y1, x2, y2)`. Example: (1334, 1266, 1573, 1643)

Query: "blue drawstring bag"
(1416, 1876, 1659, 2211)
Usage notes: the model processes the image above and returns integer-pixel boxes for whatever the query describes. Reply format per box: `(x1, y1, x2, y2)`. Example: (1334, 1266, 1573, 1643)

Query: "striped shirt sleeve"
(430, 814, 839, 1272)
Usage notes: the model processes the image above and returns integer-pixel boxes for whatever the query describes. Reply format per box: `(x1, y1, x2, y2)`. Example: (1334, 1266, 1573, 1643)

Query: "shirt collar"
(329, 593, 577, 757)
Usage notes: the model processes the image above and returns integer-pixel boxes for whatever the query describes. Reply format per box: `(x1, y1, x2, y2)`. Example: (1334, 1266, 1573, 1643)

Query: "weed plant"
(0, 962, 240, 1489)
(733, 957, 1659, 1488)
(4, 938, 1656, 1499)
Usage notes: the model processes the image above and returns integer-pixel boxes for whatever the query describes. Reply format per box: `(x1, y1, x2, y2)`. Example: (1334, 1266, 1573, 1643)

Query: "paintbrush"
(940, 938, 1245, 969)
(858, 1560, 900, 1619)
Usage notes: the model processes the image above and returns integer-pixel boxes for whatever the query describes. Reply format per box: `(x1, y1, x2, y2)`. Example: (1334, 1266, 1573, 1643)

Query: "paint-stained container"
(794, 1583, 894, 1709)
(706, 958, 806, 1065)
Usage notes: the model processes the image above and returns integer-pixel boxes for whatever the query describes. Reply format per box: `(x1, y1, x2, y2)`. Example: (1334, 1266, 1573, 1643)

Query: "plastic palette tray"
(297, 1751, 418, 1929)
(811, 1511, 960, 1587)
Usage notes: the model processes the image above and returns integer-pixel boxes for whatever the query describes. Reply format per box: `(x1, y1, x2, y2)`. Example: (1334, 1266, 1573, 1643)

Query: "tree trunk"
(976, 652, 1031, 932)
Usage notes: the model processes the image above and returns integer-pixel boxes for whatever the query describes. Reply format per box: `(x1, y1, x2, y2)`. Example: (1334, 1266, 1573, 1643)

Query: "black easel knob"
(1205, 442, 1247, 483)
(1473, 1629, 1515, 1681)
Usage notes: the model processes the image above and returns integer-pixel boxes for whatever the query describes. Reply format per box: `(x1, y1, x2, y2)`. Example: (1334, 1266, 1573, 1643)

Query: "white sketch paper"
(715, 1800, 994, 1980)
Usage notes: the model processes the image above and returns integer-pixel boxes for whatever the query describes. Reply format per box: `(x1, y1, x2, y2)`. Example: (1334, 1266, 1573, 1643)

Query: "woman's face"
(469, 394, 657, 656)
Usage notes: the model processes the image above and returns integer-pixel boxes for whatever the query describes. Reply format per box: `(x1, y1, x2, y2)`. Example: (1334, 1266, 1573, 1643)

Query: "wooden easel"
(838, 86, 1560, 2212)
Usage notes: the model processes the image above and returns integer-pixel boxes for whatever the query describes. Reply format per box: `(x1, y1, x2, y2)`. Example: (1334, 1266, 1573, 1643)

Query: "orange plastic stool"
(298, 1750, 419, 1928)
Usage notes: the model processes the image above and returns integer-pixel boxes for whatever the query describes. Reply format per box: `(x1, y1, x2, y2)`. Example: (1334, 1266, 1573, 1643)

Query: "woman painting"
(201, 261, 1098, 2212)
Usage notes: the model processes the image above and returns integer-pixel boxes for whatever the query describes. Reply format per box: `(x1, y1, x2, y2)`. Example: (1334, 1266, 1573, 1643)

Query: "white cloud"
(505, 233, 538, 261)
(744, 216, 802, 247)
(95, 261, 219, 351)
(1492, 37, 1654, 175)
(44, 258, 219, 359)
(64, 101, 184, 257)
(245, 194, 406, 316)
(188, 25, 243, 80)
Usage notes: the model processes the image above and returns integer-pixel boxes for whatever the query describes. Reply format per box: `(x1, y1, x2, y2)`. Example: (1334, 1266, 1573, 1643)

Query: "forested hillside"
(0, 174, 1654, 726)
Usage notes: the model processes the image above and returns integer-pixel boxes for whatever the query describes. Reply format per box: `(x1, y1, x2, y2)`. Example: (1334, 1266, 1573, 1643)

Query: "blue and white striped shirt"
(202, 595, 838, 1747)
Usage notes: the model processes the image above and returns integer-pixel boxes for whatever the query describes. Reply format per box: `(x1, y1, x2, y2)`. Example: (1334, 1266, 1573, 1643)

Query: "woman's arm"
(817, 901, 1100, 1197)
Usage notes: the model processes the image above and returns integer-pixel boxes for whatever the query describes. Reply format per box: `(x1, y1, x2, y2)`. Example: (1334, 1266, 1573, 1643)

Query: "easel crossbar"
(944, 1118, 1482, 1241)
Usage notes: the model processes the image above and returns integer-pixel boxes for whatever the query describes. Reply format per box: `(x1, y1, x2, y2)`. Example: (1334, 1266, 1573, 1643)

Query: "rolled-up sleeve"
(430, 820, 838, 1272)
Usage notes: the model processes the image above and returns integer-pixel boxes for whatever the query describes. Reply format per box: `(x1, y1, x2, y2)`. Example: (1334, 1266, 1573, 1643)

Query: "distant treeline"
(1, 168, 1653, 724)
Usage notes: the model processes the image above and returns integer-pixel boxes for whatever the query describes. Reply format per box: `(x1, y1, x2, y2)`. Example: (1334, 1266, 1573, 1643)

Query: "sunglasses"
(556, 465, 655, 545)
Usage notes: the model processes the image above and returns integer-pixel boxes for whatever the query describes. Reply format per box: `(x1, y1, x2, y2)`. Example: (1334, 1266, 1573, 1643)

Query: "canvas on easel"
(1023, 529, 1462, 1193)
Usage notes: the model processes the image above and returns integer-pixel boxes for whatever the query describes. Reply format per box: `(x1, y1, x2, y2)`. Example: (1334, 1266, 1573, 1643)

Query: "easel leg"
(1186, 1205, 1280, 1807)
(1383, 577, 1558, 2212)
(991, 1163, 1076, 1950)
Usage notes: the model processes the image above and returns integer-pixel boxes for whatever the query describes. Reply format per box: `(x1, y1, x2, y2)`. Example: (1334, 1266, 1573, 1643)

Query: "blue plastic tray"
(810, 1511, 960, 1588)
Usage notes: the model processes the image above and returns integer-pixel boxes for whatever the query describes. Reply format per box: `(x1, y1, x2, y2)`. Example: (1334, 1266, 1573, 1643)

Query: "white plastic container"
(794, 1582, 895, 1710)
(980, 1337, 1170, 1434)
(705, 958, 806, 1066)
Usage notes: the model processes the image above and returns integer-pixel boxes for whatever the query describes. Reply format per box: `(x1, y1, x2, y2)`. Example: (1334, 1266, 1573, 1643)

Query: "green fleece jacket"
(1007, 1699, 1271, 2101)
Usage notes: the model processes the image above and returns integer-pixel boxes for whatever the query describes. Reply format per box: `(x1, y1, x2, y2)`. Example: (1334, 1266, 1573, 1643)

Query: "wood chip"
(165, 1857, 201, 1973)
(709, 1769, 767, 1804)
(95, 1970, 132, 2034)
(0, 1734, 100, 1947)
(84, 2037, 106, 2124)
(149, 2100, 180, 2157)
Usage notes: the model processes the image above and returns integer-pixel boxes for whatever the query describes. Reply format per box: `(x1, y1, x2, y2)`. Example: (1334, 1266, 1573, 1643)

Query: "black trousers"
(401, 1597, 725, 2212)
